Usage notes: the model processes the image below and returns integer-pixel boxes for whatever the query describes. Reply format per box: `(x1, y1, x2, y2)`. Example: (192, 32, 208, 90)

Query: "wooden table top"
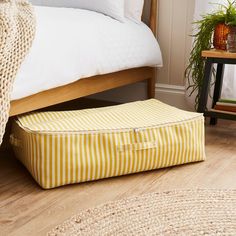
(202, 50, 236, 59)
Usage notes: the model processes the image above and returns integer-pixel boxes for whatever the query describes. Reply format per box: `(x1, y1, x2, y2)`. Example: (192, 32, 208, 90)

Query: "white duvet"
(11, 6, 163, 101)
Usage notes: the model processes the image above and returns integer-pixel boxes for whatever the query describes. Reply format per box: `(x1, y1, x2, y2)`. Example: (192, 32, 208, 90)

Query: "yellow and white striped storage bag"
(11, 99, 206, 189)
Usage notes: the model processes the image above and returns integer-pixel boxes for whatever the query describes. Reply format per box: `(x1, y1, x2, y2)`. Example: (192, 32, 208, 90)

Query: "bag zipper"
(17, 115, 204, 135)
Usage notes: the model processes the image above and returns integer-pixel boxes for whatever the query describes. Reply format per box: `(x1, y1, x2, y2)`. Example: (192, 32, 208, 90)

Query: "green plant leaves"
(185, 0, 236, 108)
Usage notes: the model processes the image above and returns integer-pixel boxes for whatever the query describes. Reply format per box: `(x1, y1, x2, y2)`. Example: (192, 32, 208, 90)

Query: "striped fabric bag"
(10, 99, 206, 189)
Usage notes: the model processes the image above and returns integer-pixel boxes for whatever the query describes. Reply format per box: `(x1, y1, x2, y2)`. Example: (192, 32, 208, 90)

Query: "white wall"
(157, 0, 195, 86)
(156, 0, 195, 110)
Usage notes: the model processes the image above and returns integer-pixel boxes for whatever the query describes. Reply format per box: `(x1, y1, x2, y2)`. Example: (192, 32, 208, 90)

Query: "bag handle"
(118, 141, 158, 152)
(10, 134, 21, 147)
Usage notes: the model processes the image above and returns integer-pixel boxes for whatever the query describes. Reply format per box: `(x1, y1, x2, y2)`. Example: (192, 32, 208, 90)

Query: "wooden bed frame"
(10, 0, 158, 117)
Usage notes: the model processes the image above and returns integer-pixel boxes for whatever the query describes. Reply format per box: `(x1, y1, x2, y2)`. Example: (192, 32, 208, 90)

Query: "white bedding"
(11, 6, 163, 101)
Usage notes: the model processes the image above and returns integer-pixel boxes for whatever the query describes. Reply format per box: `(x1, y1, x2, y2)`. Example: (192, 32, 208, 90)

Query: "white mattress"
(11, 6, 163, 101)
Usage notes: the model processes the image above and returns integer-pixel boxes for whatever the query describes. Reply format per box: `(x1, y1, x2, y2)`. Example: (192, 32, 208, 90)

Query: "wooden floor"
(0, 119, 235, 236)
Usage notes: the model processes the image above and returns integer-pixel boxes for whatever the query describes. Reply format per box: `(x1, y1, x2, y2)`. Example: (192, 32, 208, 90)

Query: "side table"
(198, 50, 236, 124)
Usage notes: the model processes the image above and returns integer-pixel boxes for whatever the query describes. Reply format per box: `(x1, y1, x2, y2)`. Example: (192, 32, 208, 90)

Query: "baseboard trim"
(155, 83, 185, 95)
(155, 83, 192, 110)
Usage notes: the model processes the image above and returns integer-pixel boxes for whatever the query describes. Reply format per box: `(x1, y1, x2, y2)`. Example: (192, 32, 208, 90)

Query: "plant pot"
(227, 26, 236, 53)
(213, 23, 230, 50)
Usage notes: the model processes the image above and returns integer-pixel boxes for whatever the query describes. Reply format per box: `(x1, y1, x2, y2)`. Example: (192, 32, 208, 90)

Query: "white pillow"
(125, 0, 144, 23)
(32, 0, 125, 22)
(76, 0, 125, 22)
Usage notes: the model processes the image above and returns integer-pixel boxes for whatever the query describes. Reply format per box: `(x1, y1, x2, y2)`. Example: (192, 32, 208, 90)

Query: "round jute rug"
(48, 189, 236, 236)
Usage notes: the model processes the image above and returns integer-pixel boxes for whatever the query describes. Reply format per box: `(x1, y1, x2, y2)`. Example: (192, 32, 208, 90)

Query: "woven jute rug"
(48, 189, 236, 236)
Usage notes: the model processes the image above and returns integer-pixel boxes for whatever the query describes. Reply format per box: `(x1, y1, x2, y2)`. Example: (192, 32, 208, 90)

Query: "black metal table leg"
(198, 59, 213, 113)
(210, 63, 225, 125)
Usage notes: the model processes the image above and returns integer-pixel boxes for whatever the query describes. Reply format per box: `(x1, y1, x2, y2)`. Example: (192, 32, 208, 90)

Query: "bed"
(10, 0, 161, 116)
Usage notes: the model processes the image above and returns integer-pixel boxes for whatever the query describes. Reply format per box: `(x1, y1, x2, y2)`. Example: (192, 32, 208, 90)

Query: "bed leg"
(148, 68, 156, 99)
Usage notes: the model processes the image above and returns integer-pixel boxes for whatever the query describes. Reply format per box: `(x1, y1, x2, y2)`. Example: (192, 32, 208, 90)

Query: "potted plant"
(185, 0, 236, 108)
